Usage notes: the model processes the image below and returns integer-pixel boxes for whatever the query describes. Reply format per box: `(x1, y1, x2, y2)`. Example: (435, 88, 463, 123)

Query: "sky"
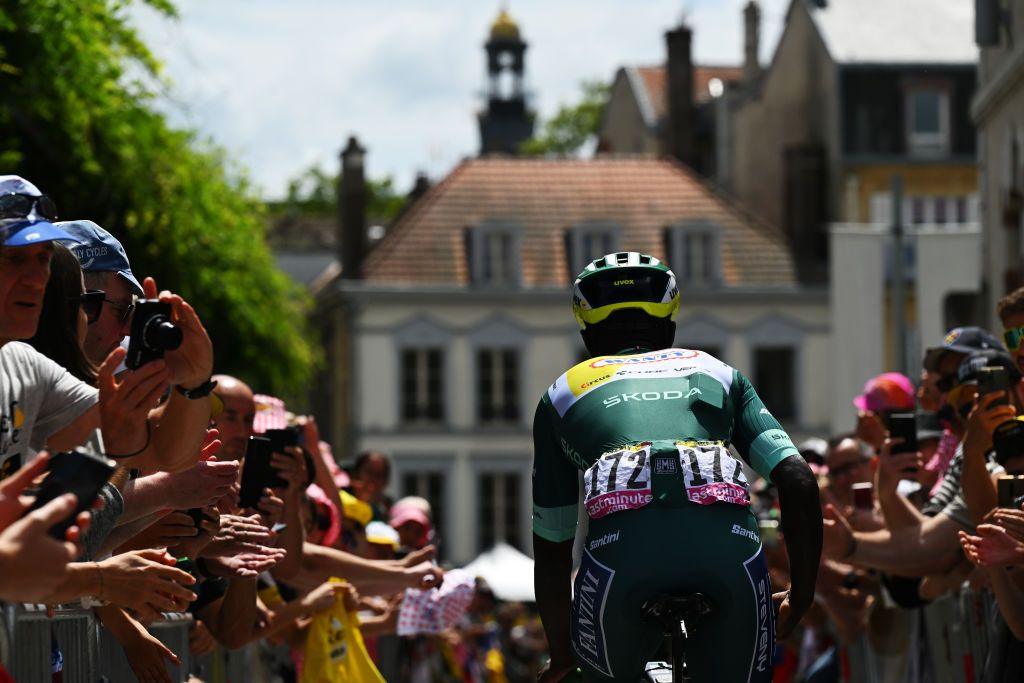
(134, 0, 790, 199)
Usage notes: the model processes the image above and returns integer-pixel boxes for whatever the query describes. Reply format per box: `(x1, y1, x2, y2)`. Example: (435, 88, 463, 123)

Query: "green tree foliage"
(0, 0, 315, 396)
(281, 164, 407, 221)
(520, 81, 610, 156)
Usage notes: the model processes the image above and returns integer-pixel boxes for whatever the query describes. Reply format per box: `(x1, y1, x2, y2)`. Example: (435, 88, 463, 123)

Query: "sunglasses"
(1005, 326, 1024, 352)
(78, 290, 134, 325)
(79, 290, 105, 324)
(0, 192, 58, 222)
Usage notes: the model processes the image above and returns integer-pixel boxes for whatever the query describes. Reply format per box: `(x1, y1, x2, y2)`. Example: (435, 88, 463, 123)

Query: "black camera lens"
(143, 315, 183, 352)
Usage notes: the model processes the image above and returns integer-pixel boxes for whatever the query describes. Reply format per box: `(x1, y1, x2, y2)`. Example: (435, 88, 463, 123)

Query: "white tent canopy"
(461, 542, 535, 602)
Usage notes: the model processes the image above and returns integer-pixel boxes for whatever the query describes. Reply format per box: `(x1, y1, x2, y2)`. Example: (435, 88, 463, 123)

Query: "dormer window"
(566, 223, 619, 279)
(466, 222, 521, 286)
(905, 84, 950, 158)
(665, 221, 721, 286)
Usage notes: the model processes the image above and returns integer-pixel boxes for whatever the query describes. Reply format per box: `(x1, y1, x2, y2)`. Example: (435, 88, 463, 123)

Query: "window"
(401, 348, 444, 423)
(665, 223, 721, 285)
(955, 197, 968, 223)
(912, 197, 926, 224)
(905, 87, 950, 157)
(401, 470, 446, 556)
(467, 224, 520, 286)
(477, 349, 520, 423)
(478, 472, 522, 551)
(934, 198, 948, 225)
(753, 347, 796, 420)
(566, 224, 619, 278)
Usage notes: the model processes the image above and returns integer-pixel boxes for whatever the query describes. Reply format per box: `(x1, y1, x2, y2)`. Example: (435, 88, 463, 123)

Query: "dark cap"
(924, 327, 1004, 372)
(954, 348, 1023, 386)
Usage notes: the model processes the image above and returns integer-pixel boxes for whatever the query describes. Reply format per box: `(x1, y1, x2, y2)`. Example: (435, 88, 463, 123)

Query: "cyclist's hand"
(537, 656, 576, 682)
(774, 590, 798, 641)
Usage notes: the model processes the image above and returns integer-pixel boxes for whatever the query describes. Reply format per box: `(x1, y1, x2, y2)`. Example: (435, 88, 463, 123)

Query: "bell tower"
(478, 9, 534, 154)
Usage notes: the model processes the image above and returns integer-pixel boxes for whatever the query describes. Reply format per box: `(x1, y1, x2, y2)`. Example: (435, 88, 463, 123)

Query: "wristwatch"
(176, 378, 218, 399)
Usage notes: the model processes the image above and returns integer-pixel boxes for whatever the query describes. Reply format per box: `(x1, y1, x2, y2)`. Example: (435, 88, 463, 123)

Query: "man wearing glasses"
(56, 220, 141, 365)
(998, 289, 1024, 375)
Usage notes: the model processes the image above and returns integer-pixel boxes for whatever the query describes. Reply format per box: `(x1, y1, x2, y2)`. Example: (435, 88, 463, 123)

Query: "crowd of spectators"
(756, 306, 1024, 680)
(12, 165, 1024, 683)
(0, 174, 549, 682)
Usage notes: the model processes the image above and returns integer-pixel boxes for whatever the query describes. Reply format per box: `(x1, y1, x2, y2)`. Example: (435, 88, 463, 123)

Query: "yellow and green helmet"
(572, 252, 680, 329)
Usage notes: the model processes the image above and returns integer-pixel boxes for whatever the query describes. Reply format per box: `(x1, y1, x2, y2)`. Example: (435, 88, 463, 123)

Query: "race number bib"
(583, 443, 653, 519)
(676, 441, 750, 506)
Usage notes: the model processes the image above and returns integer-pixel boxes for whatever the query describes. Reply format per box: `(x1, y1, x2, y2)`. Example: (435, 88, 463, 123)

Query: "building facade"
(728, 0, 978, 282)
(974, 0, 1024, 326)
(317, 157, 830, 564)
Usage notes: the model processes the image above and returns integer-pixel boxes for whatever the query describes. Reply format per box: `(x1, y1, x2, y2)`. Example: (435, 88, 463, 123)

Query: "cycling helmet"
(572, 252, 680, 329)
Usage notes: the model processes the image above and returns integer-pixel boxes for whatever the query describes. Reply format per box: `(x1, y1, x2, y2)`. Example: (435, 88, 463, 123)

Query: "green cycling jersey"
(532, 347, 800, 543)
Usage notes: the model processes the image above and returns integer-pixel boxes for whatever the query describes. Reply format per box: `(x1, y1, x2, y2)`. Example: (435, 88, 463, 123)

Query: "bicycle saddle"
(642, 593, 714, 631)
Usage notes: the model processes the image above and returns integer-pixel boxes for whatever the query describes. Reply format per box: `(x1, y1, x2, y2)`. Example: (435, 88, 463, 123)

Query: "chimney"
(664, 24, 696, 168)
(409, 172, 431, 202)
(743, 1, 761, 85)
(338, 136, 367, 280)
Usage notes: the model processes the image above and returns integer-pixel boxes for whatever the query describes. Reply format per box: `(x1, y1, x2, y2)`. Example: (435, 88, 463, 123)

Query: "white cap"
(0, 175, 43, 197)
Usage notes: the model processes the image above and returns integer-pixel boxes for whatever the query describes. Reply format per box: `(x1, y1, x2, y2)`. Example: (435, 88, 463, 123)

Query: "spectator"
(390, 496, 434, 551)
(210, 374, 256, 462)
(349, 450, 392, 519)
(853, 372, 915, 452)
(824, 435, 873, 510)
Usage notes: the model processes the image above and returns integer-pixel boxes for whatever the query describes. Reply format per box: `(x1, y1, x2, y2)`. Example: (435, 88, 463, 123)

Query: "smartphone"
(852, 482, 874, 511)
(263, 426, 315, 486)
(978, 366, 1011, 408)
(997, 475, 1024, 508)
(888, 413, 918, 456)
(264, 426, 304, 452)
(185, 507, 213, 529)
(239, 436, 288, 508)
(26, 451, 115, 540)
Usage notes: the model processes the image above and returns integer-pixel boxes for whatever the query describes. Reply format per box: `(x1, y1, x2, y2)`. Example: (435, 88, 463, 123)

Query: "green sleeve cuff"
(532, 503, 578, 543)
(749, 429, 800, 483)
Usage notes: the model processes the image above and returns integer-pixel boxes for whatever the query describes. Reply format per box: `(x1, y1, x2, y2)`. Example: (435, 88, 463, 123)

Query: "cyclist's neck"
(613, 345, 655, 356)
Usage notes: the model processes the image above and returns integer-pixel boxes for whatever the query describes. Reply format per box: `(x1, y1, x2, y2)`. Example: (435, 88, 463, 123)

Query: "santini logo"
(603, 388, 701, 408)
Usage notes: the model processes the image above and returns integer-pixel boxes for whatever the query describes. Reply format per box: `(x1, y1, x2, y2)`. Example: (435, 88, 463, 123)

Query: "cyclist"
(533, 253, 822, 682)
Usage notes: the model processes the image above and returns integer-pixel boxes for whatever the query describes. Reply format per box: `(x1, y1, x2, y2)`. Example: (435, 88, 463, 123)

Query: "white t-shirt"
(0, 342, 98, 477)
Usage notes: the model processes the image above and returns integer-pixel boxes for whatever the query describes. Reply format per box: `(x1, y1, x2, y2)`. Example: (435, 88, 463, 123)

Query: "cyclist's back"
(535, 349, 789, 682)
(531, 253, 821, 683)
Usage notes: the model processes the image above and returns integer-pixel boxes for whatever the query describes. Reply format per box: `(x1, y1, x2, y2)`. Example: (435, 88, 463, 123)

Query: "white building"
(318, 156, 830, 564)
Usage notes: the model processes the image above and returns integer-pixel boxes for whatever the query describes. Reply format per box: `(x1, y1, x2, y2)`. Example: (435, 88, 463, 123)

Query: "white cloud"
(134, 0, 789, 198)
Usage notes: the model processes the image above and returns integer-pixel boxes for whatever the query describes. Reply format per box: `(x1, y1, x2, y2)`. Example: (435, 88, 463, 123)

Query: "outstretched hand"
(822, 504, 854, 560)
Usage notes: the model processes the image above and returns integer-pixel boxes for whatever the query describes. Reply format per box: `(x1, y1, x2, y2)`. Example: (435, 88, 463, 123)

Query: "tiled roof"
(806, 0, 976, 64)
(361, 157, 796, 288)
(633, 64, 743, 125)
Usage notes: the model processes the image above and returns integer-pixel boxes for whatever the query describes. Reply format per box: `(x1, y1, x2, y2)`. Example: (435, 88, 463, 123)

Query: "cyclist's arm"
(532, 396, 578, 673)
(731, 371, 821, 633)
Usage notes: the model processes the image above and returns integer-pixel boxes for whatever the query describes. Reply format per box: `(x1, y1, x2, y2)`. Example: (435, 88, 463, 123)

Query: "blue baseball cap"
(56, 220, 143, 296)
(2, 217, 79, 247)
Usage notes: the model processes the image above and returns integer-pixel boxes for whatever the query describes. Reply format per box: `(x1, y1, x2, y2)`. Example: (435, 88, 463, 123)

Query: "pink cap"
(853, 372, 915, 413)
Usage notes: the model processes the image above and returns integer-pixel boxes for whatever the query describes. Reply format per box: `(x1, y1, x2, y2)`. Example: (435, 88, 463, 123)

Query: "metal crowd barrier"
(834, 582, 998, 683)
(921, 584, 996, 683)
(0, 603, 195, 683)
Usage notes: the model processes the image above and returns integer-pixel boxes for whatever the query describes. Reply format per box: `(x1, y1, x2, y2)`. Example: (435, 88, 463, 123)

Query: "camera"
(126, 299, 183, 369)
